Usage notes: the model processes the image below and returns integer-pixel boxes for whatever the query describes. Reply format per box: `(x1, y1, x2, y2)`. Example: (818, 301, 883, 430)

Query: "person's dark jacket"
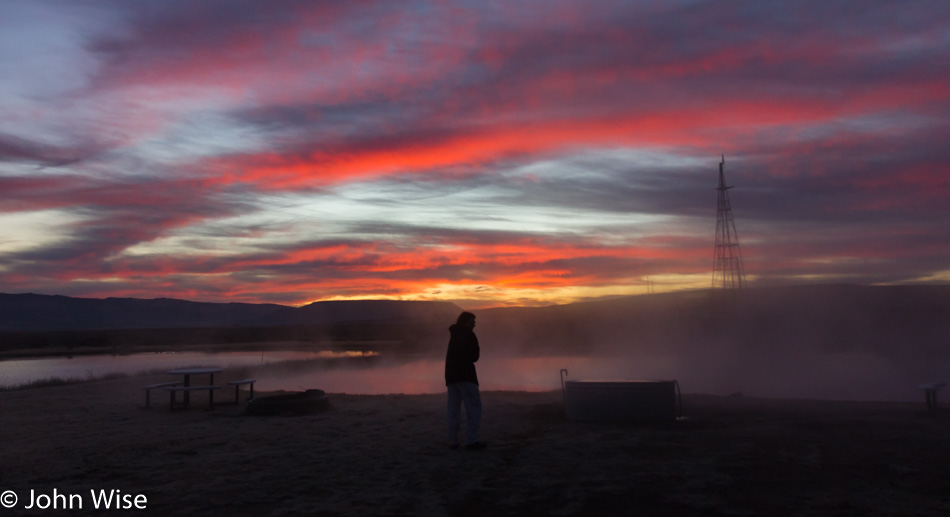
(444, 323, 479, 386)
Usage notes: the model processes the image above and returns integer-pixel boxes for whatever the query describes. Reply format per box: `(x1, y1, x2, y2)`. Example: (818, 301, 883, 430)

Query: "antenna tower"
(712, 155, 746, 289)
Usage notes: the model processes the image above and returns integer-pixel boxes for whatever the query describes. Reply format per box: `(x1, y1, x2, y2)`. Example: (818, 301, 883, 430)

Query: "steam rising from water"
(0, 346, 934, 402)
(4, 287, 947, 402)
(252, 348, 927, 402)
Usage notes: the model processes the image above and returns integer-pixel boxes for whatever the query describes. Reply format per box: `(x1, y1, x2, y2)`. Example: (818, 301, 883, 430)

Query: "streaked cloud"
(0, 0, 948, 307)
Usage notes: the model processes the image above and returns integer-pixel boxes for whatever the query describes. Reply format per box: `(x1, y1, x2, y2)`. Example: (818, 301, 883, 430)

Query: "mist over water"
(455, 286, 950, 403)
(254, 355, 642, 395)
(253, 347, 926, 402)
(0, 350, 370, 388)
(0, 345, 933, 402)
(3, 286, 947, 403)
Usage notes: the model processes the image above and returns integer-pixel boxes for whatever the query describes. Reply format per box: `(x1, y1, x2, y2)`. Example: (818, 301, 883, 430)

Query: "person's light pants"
(447, 382, 481, 445)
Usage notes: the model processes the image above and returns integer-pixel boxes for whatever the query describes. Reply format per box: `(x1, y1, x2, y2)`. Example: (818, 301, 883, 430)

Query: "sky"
(1, 1, 949, 309)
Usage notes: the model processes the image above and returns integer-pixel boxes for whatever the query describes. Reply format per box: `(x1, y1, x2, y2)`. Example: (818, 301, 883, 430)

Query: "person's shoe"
(464, 441, 487, 450)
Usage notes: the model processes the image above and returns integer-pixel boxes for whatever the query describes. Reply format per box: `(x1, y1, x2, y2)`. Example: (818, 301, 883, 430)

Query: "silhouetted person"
(445, 311, 485, 450)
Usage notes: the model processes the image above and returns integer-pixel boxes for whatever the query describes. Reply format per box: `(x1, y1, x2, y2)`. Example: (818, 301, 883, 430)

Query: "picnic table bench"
(228, 378, 256, 403)
(165, 385, 221, 410)
(142, 382, 182, 408)
(919, 382, 945, 414)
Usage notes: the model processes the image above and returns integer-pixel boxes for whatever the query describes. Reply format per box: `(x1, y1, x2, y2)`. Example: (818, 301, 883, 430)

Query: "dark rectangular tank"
(563, 379, 677, 422)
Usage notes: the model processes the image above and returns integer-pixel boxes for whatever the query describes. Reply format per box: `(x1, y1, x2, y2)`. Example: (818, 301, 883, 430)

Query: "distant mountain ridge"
(265, 299, 462, 326)
(4, 285, 949, 345)
(0, 293, 462, 331)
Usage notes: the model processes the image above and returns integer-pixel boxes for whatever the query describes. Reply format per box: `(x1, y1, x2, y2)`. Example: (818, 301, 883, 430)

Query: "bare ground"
(1, 374, 949, 516)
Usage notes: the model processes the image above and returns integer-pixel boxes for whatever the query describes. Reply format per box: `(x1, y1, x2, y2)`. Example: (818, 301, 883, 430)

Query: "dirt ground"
(1, 373, 949, 516)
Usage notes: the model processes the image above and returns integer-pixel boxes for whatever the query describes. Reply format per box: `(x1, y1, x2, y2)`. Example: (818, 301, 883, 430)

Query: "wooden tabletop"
(167, 367, 223, 375)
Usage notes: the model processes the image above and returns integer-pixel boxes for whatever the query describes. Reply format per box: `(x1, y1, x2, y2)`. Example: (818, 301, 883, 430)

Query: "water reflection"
(249, 353, 925, 402)
(252, 355, 680, 395)
(0, 350, 378, 388)
(0, 348, 926, 402)
(0, 349, 644, 394)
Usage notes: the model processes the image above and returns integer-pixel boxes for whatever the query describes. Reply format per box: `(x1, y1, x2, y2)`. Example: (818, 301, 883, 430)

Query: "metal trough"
(560, 369, 678, 422)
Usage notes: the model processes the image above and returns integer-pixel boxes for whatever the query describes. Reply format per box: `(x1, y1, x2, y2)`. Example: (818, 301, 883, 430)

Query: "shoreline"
(0, 346, 405, 392)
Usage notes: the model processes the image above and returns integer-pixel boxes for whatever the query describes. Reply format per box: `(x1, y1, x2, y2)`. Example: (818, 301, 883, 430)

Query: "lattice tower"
(712, 156, 746, 289)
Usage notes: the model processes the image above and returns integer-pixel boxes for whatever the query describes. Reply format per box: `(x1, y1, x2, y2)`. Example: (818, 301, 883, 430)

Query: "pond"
(0, 350, 375, 388)
(0, 349, 672, 394)
(0, 348, 927, 402)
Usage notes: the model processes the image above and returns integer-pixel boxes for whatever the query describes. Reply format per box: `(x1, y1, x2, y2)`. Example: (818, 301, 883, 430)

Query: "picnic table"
(167, 367, 222, 408)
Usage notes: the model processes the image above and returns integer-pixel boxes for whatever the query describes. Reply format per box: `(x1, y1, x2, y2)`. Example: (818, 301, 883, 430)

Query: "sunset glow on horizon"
(1, 1, 949, 308)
